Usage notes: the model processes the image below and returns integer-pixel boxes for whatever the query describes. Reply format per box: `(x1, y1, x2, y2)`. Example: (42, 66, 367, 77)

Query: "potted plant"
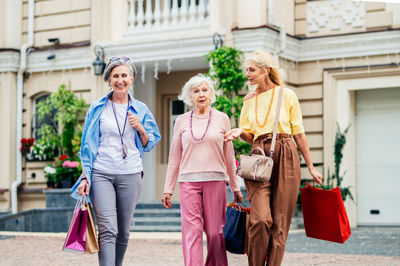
(31, 84, 87, 188)
(44, 154, 81, 188)
(30, 138, 59, 161)
(43, 165, 57, 188)
(35, 84, 87, 160)
(19, 137, 35, 157)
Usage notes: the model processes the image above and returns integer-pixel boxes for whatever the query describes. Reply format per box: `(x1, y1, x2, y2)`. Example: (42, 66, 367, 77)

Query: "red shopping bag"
(300, 183, 351, 243)
(63, 196, 88, 253)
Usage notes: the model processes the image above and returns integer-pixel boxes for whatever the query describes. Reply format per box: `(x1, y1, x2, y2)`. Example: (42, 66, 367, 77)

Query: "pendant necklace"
(111, 97, 129, 160)
(190, 108, 212, 143)
(255, 84, 276, 128)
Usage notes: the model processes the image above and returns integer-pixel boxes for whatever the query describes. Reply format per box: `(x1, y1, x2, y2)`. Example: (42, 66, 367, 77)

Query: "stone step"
(135, 202, 180, 210)
(134, 208, 181, 217)
(131, 203, 182, 232)
(131, 225, 182, 232)
(133, 216, 181, 226)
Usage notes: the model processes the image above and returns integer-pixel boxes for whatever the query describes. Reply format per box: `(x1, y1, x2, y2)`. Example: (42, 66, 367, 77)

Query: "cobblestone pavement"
(286, 227, 400, 257)
(0, 228, 399, 266)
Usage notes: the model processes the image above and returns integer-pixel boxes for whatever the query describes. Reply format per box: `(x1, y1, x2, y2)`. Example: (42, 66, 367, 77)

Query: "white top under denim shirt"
(93, 100, 142, 174)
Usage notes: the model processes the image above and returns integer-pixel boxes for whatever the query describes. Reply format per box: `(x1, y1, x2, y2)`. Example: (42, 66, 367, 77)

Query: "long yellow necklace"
(255, 84, 275, 128)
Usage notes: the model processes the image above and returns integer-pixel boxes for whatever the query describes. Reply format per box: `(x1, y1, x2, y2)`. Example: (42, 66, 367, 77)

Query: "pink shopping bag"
(62, 195, 88, 253)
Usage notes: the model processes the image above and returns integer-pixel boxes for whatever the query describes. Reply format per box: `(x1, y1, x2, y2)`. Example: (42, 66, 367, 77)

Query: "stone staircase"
(132, 202, 181, 232)
(0, 188, 303, 233)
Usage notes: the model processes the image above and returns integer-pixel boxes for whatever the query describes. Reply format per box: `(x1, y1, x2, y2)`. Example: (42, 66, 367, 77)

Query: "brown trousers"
(245, 134, 301, 266)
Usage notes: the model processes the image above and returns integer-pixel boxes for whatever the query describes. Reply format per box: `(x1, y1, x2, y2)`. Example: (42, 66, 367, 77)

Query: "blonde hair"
(245, 50, 284, 86)
(178, 74, 216, 106)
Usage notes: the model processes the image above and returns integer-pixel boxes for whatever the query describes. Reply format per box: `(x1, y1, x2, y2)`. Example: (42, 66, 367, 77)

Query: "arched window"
(31, 94, 57, 140)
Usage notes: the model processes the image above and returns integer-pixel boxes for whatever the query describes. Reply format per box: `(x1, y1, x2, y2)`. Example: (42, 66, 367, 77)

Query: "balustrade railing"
(126, 0, 209, 33)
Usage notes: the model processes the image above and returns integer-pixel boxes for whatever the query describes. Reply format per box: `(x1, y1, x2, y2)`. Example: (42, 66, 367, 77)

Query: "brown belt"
(253, 133, 292, 144)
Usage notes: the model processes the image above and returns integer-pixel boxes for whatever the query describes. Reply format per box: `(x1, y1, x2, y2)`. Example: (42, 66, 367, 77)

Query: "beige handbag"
(237, 87, 283, 182)
(85, 202, 99, 254)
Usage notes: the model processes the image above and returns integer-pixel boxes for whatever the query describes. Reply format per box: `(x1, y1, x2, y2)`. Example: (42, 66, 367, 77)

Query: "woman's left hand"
(233, 190, 243, 203)
(128, 112, 144, 132)
(161, 193, 173, 209)
(309, 167, 323, 184)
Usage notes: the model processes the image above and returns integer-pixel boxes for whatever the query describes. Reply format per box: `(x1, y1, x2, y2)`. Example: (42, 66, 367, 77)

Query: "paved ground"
(286, 227, 400, 257)
(0, 227, 399, 266)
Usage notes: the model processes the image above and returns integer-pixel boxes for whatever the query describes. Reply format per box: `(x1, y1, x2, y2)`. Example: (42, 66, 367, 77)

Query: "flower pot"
(60, 179, 73, 189)
(46, 181, 56, 188)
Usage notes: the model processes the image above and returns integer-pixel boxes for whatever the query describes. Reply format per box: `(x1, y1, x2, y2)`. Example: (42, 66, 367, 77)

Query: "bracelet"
(139, 132, 147, 138)
(81, 177, 87, 181)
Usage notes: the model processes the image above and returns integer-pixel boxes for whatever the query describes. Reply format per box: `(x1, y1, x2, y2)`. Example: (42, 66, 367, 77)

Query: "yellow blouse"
(239, 87, 304, 140)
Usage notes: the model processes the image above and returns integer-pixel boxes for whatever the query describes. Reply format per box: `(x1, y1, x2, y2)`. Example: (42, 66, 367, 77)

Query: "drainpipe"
(11, 0, 34, 214)
(268, 0, 286, 65)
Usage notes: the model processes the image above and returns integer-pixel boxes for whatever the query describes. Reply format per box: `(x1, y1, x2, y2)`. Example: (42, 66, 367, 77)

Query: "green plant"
(207, 46, 251, 158)
(35, 84, 88, 160)
(320, 123, 354, 202)
(233, 139, 252, 160)
(31, 139, 58, 161)
(71, 125, 83, 156)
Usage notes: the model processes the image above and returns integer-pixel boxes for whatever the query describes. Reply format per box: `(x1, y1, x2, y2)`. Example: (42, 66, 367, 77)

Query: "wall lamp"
(92, 45, 106, 76)
(212, 33, 223, 50)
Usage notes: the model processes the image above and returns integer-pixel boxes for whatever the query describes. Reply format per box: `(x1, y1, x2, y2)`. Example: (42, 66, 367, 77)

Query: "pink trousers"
(179, 181, 228, 266)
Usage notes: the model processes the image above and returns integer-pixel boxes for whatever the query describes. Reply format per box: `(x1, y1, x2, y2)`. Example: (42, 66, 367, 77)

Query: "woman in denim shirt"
(71, 56, 161, 266)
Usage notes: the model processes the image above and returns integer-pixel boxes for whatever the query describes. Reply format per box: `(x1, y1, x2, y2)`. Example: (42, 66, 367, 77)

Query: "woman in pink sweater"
(162, 74, 243, 266)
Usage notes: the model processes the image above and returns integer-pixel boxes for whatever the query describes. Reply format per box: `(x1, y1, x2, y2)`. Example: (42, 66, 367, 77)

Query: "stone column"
(0, 73, 17, 212)
(133, 69, 157, 201)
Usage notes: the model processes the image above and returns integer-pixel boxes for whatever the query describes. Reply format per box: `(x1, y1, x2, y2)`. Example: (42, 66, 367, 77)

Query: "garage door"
(356, 87, 400, 225)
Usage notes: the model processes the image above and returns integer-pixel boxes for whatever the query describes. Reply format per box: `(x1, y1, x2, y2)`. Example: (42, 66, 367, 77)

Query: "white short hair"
(178, 74, 216, 106)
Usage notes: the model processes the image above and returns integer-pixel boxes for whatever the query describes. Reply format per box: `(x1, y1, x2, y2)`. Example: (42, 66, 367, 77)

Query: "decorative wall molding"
(25, 46, 92, 73)
(1, 29, 399, 74)
(0, 52, 20, 72)
(103, 33, 214, 71)
(307, 1, 365, 33)
(234, 28, 400, 62)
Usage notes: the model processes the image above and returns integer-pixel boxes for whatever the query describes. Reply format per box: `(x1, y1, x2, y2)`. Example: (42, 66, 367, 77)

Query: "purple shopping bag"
(63, 196, 88, 253)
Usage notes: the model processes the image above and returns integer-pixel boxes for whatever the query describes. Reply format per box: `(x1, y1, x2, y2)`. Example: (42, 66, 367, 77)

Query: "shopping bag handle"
(233, 202, 242, 212)
(227, 202, 243, 212)
(305, 181, 325, 191)
(74, 194, 87, 210)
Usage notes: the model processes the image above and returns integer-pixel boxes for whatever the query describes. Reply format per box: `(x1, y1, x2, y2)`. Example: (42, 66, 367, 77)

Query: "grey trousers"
(90, 170, 142, 266)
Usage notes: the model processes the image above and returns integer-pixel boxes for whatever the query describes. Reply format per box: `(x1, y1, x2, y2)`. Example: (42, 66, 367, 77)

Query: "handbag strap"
(269, 87, 284, 157)
(249, 147, 266, 156)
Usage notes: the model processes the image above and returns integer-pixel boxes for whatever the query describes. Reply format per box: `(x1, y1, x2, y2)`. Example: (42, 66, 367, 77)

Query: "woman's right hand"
(78, 179, 90, 196)
(161, 193, 172, 208)
(224, 128, 243, 142)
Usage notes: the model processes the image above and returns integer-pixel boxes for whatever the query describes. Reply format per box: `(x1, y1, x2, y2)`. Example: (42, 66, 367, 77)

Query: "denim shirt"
(70, 91, 161, 200)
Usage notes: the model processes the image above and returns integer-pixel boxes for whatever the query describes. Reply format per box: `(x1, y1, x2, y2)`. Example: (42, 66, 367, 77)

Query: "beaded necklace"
(190, 108, 212, 142)
(255, 84, 275, 128)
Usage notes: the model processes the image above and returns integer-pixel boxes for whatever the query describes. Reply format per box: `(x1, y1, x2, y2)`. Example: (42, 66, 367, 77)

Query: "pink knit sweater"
(163, 109, 241, 194)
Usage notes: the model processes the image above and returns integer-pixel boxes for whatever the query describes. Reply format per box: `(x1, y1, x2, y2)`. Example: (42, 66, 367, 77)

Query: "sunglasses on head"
(107, 56, 130, 66)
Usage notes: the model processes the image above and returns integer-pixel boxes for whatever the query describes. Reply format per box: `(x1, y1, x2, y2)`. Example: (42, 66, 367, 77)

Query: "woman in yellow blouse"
(225, 50, 322, 266)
